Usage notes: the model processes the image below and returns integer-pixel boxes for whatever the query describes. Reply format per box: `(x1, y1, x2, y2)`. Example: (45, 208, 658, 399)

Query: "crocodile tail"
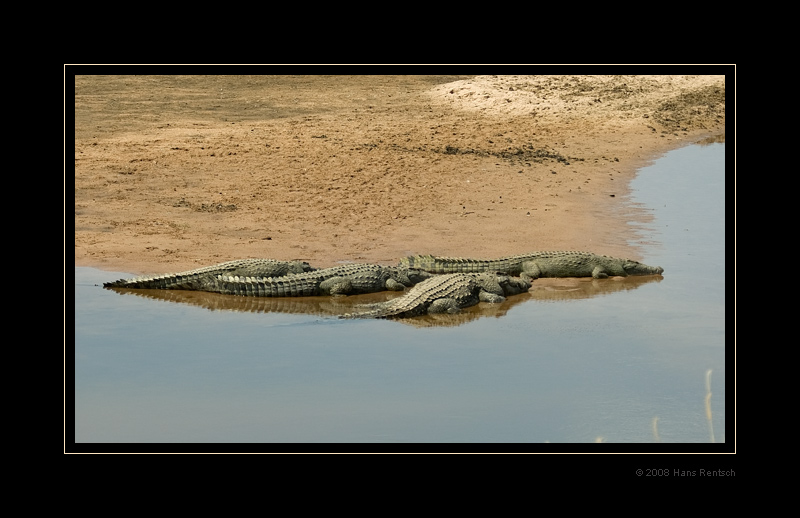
(399, 255, 430, 267)
(400, 255, 437, 269)
(103, 274, 182, 289)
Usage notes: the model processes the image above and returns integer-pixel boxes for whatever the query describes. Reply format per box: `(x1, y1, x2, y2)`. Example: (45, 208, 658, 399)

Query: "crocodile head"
(399, 267, 434, 286)
(289, 261, 317, 273)
(497, 274, 532, 295)
(622, 260, 664, 276)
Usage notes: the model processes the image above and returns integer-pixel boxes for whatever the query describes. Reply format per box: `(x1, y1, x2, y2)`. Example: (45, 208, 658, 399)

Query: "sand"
(73, 74, 726, 275)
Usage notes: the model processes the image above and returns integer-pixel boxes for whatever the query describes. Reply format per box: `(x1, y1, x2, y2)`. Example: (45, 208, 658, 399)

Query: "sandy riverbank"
(73, 74, 725, 275)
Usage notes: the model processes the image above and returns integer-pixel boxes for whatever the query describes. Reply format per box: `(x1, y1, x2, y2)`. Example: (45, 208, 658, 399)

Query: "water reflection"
(104, 274, 663, 328)
(695, 133, 725, 145)
(650, 368, 719, 444)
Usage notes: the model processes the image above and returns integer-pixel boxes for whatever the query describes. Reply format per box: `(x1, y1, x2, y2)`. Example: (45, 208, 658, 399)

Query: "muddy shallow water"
(72, 140, 727, 449)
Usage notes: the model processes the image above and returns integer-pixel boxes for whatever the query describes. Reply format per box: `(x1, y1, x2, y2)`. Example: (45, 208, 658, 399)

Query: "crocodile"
(103, 258, 315, 290)
(343, 272, 532, 319)
(399, 250, 664, 280)
(214, 263, 432, 297)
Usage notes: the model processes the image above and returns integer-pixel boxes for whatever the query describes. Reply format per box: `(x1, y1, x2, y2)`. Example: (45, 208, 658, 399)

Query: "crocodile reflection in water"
(105, 275, 662, 328)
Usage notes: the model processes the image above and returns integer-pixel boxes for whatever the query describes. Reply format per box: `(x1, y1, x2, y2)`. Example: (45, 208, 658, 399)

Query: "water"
(71, 139, 727, 448)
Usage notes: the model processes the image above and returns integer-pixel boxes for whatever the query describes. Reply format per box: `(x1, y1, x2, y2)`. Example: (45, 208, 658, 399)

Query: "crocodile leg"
(384, 278, 407, 291)
(520, 261, 542, 281)
(479, 291, 506, 303)
(428, 298, 467, 314)
(319, 276, 354, 296)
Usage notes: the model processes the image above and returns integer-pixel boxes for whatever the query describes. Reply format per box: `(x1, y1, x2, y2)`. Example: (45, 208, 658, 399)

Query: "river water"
(72, 138, 727, 449)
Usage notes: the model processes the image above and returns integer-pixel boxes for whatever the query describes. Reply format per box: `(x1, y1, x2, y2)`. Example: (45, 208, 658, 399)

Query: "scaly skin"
(214, 263, 432, 297)
(400, 250, 664, 280)
(103, 258, 315, 290)
(343, 272, 531, 319)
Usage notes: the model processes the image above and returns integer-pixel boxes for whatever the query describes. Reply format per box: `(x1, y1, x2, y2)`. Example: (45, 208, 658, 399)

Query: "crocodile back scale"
(214, 263, 432, 297)
(343, 272, 532, 319)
